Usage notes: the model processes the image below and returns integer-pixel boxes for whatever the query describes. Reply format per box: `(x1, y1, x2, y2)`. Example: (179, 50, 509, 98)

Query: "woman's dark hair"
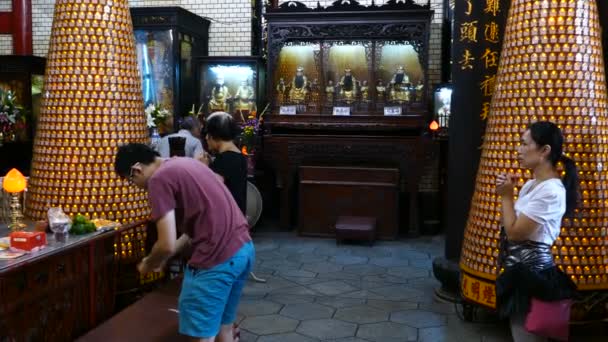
(528, 121, 580, 216)
(205, 112, 240, 141)
(114, 143, 159, 178)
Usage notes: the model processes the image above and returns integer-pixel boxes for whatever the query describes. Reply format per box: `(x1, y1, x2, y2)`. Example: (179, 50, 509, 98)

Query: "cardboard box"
(9, 231, 47, 251)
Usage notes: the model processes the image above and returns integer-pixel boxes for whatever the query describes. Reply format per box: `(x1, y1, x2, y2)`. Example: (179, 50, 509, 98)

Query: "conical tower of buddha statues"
(25, 0, 150, 223)
(460, 0, 608, 302)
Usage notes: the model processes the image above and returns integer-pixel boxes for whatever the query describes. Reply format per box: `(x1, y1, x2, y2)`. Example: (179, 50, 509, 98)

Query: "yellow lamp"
(3, 169, 27, 231)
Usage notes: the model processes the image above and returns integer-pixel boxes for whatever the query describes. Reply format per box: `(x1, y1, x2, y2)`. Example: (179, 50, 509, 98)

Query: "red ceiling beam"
(0, 0, 32, 55)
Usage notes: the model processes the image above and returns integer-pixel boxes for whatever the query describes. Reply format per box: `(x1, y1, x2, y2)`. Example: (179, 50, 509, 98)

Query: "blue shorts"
(178, 241, 255, 339)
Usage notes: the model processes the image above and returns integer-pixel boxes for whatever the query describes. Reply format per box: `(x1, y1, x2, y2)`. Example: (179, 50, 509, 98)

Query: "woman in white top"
(496, 121, 578, 342)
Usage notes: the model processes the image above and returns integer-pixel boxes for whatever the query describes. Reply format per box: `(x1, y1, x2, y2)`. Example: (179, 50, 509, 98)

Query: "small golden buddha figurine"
(235, 79, 255, 112)
(276, 77, 286, 105)
(360, 80, 369, 102)
(208, 75, 231, 112)
(376, 79, 387, 103)
(389, 65, 411, 103)
(338, 68, 357, 103)
(414, 79, 424, 102)
(288, 66, 309, 104)
(325, 79, 335, 104)
(309, 78, 320, 103)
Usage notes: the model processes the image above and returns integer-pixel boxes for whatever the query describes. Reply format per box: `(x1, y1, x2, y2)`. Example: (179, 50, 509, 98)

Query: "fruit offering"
(70, 214, 96, 235)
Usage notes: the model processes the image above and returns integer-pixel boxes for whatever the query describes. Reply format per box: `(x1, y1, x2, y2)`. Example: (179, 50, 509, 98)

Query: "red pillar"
(12, 0, 32, 55)
(0, 0, 33, 55)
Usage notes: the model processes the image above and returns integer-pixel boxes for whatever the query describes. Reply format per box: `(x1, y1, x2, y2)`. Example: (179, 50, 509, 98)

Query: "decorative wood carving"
(268, 23, 428, 75)
(0, 221, 149, 341)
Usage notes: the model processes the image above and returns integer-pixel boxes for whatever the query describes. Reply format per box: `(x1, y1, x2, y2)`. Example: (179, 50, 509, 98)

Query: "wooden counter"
(0, 220, 147, 341)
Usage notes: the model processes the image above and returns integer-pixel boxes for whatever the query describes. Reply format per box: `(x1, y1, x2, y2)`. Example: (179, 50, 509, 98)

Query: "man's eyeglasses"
(128, 163, 140, 184)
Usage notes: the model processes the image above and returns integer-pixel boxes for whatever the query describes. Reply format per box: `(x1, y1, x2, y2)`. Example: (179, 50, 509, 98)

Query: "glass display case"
(130, 7, 210, 129)
(0, 55, 45, 141)
(261, 1, 434, 235)
(0, 55, 45, 176)
(433, 83, 452, 135)
(266, 1, 432, 121)
(196, 57, 266, 122)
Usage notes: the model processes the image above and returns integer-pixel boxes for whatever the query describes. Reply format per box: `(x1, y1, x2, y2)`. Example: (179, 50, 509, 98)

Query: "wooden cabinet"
(299, 166, 399, 239)
(0, 220, 149, 341)
(261, 1, 433, 236)
(130, 7, 210, 123)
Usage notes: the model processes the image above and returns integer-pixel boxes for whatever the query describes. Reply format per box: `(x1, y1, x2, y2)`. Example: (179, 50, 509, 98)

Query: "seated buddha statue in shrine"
(389, 65, 411, 103)
(376, 79, 387, 103)
(325, 79, 336, 105)
(288, 66, 309, 104)
(338, 68, 357, 103)
(360, 80, 369, 102)
(276, 77, 287, 105)
(234, 79, 255, 112)
(208, 75, 231, 112)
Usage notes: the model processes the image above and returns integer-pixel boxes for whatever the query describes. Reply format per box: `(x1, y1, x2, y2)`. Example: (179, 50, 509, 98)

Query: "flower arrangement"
(144, 104, 171, 128)
(0, 88, 27, 143)
(240, 113, 261, 155)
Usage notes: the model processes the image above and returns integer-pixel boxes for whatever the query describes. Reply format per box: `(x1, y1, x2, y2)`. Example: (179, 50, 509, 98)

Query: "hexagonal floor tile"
(287, 253, 328, 263)
(368, 257, 410, 267)
(280, 302, 335, 320)
(239, 329, 259, 342)
(366, 299, 418, 312)
(309, 280, 359, 296)
(386, 266, 430, 279)
(240, 314, 299, 335)
(302, 262, 344, 273)
(342, 264, 387, 276)
(256, 332, 319, 342)
(356, 321, 418, 342)
(334, 305, 389, 324)
(238, 299, 283, 317)
(267, 294, 315, 305)
(329, 255, 369, 265)
(390, 309, 447, 328)
(369, 285, 426, 301)
(297, 319, 357, 340)
(315, 296, 365, 309)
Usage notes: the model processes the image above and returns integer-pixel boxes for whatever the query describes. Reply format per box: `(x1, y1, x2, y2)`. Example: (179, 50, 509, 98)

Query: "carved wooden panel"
(0, 229, 125, 341)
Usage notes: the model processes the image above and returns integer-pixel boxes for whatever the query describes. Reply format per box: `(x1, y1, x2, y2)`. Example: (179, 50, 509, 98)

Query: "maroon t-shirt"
(147, 157, 251, 269)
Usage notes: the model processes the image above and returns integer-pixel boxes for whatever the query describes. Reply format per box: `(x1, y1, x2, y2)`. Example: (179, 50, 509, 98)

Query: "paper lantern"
(460, 0, 608, 306)
(25, 0, 150, 224)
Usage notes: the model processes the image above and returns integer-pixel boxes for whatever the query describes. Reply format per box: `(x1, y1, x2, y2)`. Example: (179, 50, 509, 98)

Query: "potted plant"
(0, 89, 27, 146)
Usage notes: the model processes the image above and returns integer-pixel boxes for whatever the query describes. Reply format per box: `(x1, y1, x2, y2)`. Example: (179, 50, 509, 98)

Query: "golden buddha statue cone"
(25, 0, 150, 225)
(460, 0, 608, 310)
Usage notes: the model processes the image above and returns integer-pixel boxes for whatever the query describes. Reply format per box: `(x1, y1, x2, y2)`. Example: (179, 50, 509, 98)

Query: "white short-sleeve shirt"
(514, 178, 566, 245)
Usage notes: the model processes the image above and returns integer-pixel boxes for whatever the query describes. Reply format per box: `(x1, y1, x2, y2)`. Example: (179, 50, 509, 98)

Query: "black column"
(433, 0, 510, 298)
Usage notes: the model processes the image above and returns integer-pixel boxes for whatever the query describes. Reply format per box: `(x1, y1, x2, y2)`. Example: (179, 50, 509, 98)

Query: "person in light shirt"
(495, 121, 579, 342)
(156, 116, 204, 158)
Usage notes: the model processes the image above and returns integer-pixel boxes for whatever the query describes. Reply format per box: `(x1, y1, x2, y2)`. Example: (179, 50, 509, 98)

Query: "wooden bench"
(78, 279, 186, 341)
(335, 216, 377, 246)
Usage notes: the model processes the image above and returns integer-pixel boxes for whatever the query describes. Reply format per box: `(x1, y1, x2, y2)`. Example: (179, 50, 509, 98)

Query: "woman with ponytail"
(495, 121, 579, 341)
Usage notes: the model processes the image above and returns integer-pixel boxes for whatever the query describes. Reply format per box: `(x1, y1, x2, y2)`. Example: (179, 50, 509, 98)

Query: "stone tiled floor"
(237, 231, 606, 342)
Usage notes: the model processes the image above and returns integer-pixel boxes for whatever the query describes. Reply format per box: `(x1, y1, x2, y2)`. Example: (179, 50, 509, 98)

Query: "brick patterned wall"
(29, 0, 251, 57)
(0, 0, 12, 54)
(287, 0, 445, 89)
(24, 0, 441, 81)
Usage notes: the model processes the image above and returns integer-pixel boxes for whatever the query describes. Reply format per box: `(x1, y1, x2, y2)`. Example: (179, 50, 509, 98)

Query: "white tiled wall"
(4, 0, 442, 85)
(27, 0, 251, 57)
(0, 0, 12, 54)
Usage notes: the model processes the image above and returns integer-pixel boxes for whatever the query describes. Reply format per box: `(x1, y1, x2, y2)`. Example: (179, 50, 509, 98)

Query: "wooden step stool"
(335, 216, 377, 246)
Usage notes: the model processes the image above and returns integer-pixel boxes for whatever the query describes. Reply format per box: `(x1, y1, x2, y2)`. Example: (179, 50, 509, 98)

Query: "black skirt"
(496, 262, 578, 318)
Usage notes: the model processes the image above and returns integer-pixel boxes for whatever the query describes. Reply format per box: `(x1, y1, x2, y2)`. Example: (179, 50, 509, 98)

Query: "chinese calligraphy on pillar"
(453, 0, 509, 143)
